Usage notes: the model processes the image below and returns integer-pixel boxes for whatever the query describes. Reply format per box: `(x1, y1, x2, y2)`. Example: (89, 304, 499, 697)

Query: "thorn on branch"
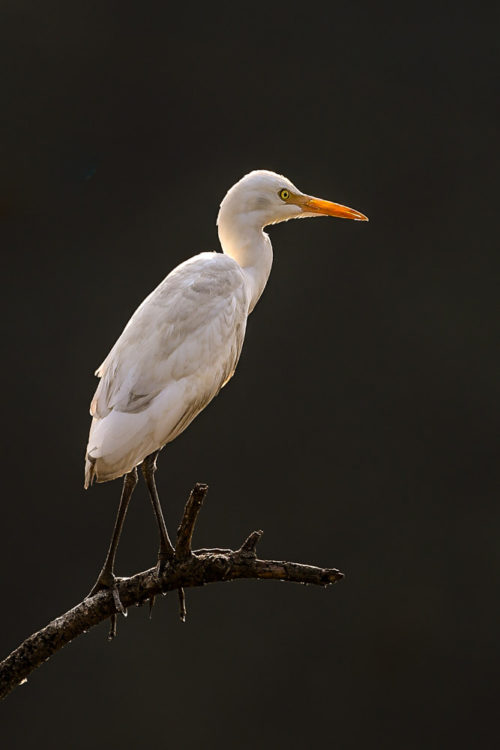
(175, 483, 208, 560)
(238, 530, 263, 557)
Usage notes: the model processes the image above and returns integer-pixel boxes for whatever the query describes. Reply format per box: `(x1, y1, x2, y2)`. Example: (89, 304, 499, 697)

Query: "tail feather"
(84, 453, 97, 489)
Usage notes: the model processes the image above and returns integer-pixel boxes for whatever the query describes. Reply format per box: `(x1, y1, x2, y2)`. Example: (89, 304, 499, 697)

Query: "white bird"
(86, 169, 368, 601)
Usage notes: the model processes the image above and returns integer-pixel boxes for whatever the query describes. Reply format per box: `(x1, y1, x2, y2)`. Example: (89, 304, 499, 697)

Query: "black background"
(1, 3, 499, 748)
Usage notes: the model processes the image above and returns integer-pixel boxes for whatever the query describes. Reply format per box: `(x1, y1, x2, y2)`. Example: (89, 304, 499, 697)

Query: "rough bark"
(0, 483, 343, 701)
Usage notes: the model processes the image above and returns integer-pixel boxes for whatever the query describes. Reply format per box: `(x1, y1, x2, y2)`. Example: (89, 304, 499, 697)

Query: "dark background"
(1, 3, 498, 748)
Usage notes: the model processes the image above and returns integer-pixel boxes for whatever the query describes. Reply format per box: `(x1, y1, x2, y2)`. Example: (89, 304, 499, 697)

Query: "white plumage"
(85, 253, 247, 484)
(84, 169, 368, 488)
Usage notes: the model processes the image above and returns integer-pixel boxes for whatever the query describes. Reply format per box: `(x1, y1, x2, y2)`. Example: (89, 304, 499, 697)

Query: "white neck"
(217, 215, 273, 314)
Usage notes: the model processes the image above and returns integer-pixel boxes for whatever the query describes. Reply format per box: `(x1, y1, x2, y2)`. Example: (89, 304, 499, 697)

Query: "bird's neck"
(218, 219, 273, 314)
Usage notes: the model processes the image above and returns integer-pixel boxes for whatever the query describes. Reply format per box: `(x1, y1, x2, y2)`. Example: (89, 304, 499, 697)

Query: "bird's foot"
(150, 553, 186, 622)
(87, 569, 127, 617)
(146, 554, 172, 620)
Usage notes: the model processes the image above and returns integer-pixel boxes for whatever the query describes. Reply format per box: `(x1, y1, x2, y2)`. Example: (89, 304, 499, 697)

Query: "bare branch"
(0, 484, 343, 701)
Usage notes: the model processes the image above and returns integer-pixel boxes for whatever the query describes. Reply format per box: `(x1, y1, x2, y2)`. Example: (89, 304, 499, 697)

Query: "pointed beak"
(301, 196, 369, 222)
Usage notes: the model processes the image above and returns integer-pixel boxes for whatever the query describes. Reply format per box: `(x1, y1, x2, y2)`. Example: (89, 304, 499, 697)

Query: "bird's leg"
(88, 467, 139, 613)
(142, 451, 175, 574)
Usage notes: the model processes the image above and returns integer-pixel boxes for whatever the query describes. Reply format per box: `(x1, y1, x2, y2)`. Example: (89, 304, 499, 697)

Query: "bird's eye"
(279, 189, 290, 201)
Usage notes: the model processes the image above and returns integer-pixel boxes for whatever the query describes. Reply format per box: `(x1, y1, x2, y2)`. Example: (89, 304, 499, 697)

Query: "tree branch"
(0, 483, 343, 701)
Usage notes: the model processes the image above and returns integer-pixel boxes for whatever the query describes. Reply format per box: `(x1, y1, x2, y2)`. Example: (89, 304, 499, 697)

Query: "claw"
(148, 595, 156, 619)
(178, 587, 187, 622)
(108, 614, 118, 640)
(112, 586, 126, 616)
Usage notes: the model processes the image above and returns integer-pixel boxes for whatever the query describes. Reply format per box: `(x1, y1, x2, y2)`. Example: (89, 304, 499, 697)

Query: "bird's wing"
(90, 253, 249, 420)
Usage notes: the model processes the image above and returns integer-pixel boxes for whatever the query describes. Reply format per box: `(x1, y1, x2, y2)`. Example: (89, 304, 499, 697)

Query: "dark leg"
(88, 467, 139, 608)
(142, 451, 175, 570)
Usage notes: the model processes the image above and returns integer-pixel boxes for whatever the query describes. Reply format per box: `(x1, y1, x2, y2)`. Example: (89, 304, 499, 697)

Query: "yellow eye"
(279, 188, 290, 201)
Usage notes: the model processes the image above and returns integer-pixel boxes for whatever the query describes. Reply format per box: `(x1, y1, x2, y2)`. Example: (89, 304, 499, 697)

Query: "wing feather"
(90, 252, 249, 422)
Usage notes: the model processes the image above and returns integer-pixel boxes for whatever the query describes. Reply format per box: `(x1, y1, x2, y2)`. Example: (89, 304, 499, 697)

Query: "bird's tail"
(84, 453, 97, 489)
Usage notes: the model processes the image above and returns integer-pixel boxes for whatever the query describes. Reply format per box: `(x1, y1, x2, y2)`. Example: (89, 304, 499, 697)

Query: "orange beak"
(301, 196, 369, 222)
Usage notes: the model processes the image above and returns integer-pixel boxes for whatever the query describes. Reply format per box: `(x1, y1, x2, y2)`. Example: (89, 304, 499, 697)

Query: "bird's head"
(217, 169, 368, 229)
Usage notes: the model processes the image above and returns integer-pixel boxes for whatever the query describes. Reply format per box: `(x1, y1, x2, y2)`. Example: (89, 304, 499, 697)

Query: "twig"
(239, 530, 263, 556)
(175, 483, 208, 560)
(0, 484, 343, 701)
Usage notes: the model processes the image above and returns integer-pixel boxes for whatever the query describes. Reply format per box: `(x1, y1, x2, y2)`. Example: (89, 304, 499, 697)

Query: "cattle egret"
(86, 169, 368, 601)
